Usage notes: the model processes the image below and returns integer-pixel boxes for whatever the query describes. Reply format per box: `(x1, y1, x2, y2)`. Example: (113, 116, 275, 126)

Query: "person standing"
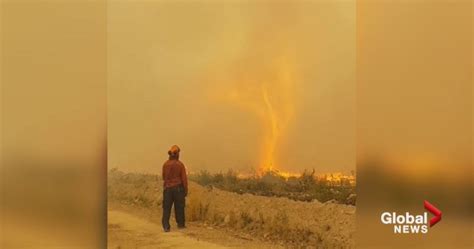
(161, 145, 188, 232)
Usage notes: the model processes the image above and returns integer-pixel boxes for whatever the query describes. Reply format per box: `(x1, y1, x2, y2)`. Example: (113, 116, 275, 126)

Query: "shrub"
(190, 169, 356, 205)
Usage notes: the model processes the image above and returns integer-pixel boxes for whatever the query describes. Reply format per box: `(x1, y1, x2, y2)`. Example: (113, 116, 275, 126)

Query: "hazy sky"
(108, 1, 355, 174)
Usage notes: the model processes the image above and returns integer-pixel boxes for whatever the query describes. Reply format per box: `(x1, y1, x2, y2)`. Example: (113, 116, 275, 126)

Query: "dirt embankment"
(108, 171, 355, 248)
(188, 184, 355, 248)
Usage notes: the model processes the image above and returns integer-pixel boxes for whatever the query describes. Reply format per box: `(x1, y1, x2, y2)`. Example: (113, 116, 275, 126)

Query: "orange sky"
(108, 1, 355, 174)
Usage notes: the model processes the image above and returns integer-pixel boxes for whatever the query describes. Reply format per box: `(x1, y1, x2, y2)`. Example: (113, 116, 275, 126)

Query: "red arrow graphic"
(424, 200, 442, 227)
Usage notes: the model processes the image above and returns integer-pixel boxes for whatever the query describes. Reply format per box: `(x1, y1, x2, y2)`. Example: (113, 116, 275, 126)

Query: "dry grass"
(108, 169, 355, 249)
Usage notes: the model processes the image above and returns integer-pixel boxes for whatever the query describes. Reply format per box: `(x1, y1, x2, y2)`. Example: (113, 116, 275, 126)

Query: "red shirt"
(162, 159, 188, 192)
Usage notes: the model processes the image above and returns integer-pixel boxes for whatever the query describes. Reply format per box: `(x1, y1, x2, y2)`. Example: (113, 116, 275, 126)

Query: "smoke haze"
(108, 1, 355, 174)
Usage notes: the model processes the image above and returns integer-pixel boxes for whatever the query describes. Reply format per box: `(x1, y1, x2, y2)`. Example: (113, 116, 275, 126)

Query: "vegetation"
(190, 169, 356, 205)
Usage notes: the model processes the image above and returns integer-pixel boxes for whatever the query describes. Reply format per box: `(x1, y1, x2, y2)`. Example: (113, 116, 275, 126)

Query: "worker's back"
(162, 159, 186, 189)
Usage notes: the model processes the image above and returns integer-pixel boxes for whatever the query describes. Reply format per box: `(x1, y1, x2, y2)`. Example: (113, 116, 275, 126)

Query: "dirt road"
(108, 209, 282, 249)
(108, 210, 231, 249)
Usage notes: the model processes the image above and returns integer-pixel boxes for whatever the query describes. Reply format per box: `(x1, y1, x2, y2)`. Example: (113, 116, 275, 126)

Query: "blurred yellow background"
(356, 0, 472, 248)
(1, 0, 106, 248)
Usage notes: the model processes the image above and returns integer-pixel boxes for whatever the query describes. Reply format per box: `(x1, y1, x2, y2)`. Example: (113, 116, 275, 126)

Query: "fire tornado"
(261, 85, 278, 171)
(217, 57, 296, 172)
(258, 61, 295, 171)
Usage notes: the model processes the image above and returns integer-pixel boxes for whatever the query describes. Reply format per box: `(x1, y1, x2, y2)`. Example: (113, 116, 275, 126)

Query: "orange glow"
(234, 169, 356, 186)
(272, 169, 300, 179)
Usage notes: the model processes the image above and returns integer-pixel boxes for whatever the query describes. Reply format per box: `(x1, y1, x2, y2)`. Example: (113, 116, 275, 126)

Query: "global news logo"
(380, 201, 442, 234)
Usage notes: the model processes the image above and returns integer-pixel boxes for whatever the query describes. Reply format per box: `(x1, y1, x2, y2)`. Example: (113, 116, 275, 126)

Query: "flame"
(261, 85, 278, 171)
(234, 169, 356, 186)
(273, 170, 300, 180)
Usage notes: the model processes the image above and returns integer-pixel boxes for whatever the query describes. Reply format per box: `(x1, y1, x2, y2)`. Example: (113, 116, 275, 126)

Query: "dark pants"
(162, 185, 186, 230)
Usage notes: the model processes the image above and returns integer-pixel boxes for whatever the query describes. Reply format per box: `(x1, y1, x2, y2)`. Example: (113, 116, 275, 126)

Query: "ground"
(108, 206, 284, 249)
(108, 171, 355, 248)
